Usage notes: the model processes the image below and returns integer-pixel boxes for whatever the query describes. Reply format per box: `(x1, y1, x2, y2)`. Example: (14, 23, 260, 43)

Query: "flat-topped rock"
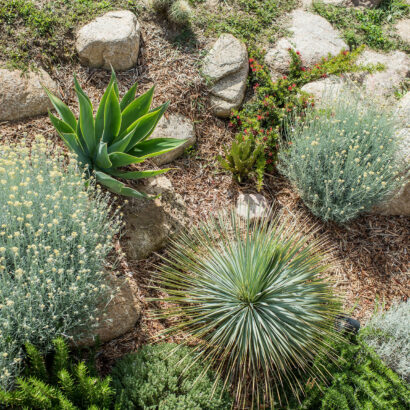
(354, 50, 409, 101)
(76, 10, 141, 71)
(0, 68, 58, 121)
(202, 34, 249, 118)
(265, 10, 347, 79)
(301, 76, 350, 107)
(149, 114, 196, 165)
(236, 193, 269, 221)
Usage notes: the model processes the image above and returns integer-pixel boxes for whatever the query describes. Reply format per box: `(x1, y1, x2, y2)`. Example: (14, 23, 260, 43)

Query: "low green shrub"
(111, 343, 233, 409)
(298, 335, 410, 409)
(362, 301, 409, 383)
(220, 46, 378, 189)
(278, 91, 404, 223)
(313, 0, 410, 52)
(0, 337, 114, 408)
(45, 69, 186, 198)
(155, 210, 342, 408)
(0, 137, 121, 389)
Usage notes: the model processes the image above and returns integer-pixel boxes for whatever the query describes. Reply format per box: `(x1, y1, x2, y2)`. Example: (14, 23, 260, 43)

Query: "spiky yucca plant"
(44, 69, 186, 198)
(156, 210, 342, 408)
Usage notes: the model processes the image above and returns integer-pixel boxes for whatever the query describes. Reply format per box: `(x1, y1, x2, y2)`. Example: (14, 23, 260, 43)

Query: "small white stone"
(236, 193, 269, 221)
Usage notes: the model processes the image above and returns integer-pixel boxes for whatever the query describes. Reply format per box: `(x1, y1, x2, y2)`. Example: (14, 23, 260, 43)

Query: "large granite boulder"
(354, 50, 409, 101)
(149, 114, 196, 165)
(76, 10, 141, 71)
(75, 275, 141, 346)
(122, 175, 188, 260)
(0, 68, 58, 121)
(202, 34, 249, 117)
(395, 19, 410, 44)
(265, 10, 347, 80)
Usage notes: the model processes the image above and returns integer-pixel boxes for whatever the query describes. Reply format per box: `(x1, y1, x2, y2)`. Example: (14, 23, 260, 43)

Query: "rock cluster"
(202, 34, 249, 117)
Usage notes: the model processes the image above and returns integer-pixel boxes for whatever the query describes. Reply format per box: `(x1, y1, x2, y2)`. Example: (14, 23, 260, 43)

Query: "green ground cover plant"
(45, 69, 186, 198)
(362, 301, 409, 383)
(152, 0, 193, 26)
(278, 90, 404, 223)
(313, 0, 410, 52)
(0, 0, 141, 70)
(155, 210, 342, 408)
(220, 46, 379, 189)
(298, 335, 410, 409)
(0, 338, 114, 409)
(111, 343, 232, 409)
(0, 137, 121, 389)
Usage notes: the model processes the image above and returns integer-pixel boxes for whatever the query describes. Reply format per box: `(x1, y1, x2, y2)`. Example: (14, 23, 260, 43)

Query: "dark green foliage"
(220, 46, 377, 188)
(0, 338, 114, 409)
(313, 0, 410, 52)
(111, 343, 233, 409)
(297, 336, 410, 409)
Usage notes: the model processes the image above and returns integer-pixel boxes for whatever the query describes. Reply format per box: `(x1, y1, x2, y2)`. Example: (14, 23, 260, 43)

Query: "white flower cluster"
(0, 137, 122, 389)
(279, 92, 405, 223)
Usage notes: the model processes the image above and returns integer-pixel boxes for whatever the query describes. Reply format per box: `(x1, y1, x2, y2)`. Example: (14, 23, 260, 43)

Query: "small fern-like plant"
(44, 69, 186, 198)
(0, 338, 114, 409)
(155, 210, 342, 408)
(218, 133, 265, 190)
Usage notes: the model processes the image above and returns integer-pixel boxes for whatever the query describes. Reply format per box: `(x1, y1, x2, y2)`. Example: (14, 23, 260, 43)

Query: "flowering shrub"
(221, 45, 380, 188)
(0, 137, 121, 389)
(278, 91, 403, 223)
(362, 301, 409, 383)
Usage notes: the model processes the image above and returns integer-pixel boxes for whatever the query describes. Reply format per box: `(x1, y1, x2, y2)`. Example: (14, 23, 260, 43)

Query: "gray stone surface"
(149, 114, 196, 165)
(236, 193, 269, 221)
(202, 34, 249, 118)
(0, 68, 58, 121)
(76, 10, 140, 71)
(265, 10, 347, 80)
(395, 19, 410, 44)
(354, 50, 409, 101)
(300, 76, 349, 107)
(122, 176, 188, 260)
(76, 275, 141, 346)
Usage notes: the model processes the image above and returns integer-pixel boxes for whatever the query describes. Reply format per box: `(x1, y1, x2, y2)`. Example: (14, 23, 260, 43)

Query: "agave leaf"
(95, 70, 117, 140)
(130, 138, 187, 160)
(108, 152, 145, 168)
(76, 87, 96, 155)
(119, 86, 155, 135)
(42, 86, 77, 130)
(123, 102, 169, 149)
(95, 142, 112, 169)
(108, 168, 170, 180)
(120, 82, 137, 111)
(73, 74, 92, 110)
(107, 129, 135, 154)
(95, 171, 149, 199)
(102, 85, 122, 144)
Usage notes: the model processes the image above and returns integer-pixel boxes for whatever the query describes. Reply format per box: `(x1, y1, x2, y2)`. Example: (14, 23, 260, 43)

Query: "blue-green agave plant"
(44, 70, 186, 198)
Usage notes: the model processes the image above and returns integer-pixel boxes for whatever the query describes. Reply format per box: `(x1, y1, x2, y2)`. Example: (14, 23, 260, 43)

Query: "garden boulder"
(202, 34, 249, 117)
(122, 175, 188, 260)
(265, 10, 347, 80)
(354, 50, 409, 101)
(149, 114, 196, 165)
(76, 275, 141, 346)
(236, 193, 269, 222)
(0, 68, 58, 121)
(76, 10, 141, 71)
(395, 19, 410, 44)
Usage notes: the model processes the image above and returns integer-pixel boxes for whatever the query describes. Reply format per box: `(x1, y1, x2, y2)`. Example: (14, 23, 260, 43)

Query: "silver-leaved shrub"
(0, 137, 121, 389)
(278, 91, 404, 223)
(362, 301, 409, 383)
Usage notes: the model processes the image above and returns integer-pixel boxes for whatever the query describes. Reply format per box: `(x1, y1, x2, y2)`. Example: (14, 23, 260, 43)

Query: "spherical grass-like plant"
(278, 90, 404, 223)
(0, 137, 121, 389)
(155, 210, 342, 408)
